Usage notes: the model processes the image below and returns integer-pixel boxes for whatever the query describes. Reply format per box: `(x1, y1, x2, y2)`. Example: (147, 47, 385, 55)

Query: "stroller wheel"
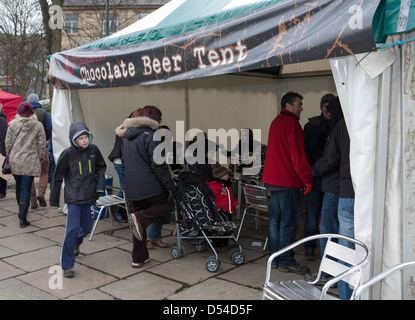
(206, 256, 220, 272)
(171, 245, 185, 259)
(195, 242, 207, 252)
(230, 250, 245, 265)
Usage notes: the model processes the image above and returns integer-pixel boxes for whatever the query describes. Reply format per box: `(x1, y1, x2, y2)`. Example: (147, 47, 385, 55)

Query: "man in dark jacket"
(302, 93, 335, 260)
(305, 97, 343, 285)
(50, 122, 106, 278)
(0, 103, 7, 199)
(117, 105, 174, 268)
(312, 97, 354, 299)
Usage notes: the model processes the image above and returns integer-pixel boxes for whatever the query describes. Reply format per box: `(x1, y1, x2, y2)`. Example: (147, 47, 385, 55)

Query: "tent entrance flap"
(48, 0, 379, 90)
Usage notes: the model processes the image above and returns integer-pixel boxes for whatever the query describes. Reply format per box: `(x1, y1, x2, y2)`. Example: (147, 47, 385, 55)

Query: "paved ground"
(0, 178, 331, 302)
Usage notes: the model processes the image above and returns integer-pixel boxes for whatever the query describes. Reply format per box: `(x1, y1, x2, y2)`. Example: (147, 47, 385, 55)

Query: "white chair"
(262, 234, 370, 300)
(231, 172, 260, 220)
(89, 186, 129, 241)
(351, 261, 415, 300)
(236, 183, 268, 250)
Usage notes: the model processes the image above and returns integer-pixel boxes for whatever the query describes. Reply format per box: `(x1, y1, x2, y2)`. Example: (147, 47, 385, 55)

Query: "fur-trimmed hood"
(9, 114, 37, 125)
(115, 116, 159, 138)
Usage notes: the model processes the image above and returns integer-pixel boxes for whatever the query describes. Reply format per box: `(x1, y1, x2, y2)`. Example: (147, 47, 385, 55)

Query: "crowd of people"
(0, 91, 354, 299)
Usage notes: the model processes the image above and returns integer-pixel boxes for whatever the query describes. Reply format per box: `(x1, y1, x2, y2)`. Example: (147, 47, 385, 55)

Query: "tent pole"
(370, 65, 391, 300)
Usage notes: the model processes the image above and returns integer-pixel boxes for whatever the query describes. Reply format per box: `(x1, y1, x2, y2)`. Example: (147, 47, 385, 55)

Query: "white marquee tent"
(48, 0, 415, 299)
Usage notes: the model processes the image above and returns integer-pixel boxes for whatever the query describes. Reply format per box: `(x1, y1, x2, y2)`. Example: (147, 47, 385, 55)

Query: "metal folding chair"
(352, 261, 415, 300)
(236, 183, 269, 250)
(89, 186, 129, 241)
(262, 234, 370, 300)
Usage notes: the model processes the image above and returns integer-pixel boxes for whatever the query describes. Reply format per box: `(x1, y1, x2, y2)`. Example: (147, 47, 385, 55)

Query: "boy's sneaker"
(130, 213, 143, 241)
(63, 268, 74, 278)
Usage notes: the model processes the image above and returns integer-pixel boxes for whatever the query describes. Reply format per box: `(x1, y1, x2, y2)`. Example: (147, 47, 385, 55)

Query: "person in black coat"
(302, 93, 335, 260)
(0, 103, 8, 199)
(116, 105, 174, 268)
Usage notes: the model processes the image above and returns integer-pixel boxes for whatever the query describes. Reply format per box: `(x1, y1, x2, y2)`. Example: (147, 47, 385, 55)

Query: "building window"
(137, 13, 148, 21)
(64, 14, 79, 34)
(103, 13, 118, 35)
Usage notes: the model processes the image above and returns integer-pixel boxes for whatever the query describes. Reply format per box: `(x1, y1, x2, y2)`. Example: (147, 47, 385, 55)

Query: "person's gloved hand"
(304, 183, 313, 195)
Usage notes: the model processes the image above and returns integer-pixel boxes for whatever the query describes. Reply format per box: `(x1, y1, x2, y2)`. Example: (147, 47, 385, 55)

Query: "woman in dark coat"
(116, 106, 174, 267)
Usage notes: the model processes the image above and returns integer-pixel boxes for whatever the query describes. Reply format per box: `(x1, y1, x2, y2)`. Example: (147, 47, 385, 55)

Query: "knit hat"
(17, 102, 34, 118)
(27, 93, 39, 103)
(212, 164, 230, 179)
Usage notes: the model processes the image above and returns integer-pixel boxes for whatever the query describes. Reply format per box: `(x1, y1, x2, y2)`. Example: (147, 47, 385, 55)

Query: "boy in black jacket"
(50, 122, 106, 278)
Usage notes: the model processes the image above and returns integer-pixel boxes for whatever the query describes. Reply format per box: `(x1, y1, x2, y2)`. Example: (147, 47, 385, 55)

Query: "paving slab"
(65, 289, 115, 300)
(0, 245, 18, 259)
(99, 272, 183, 300)
(0, 233, 58, 253)
(0, 278, 57, 300)
(77, 247, 153, 278)
(0, 260, 25, 281)
(168, 278, 263, 300)
(149, 252, 234, 286)
(3, 245, 62, 272)
(34, 226, 66, 243)
(80, 233, 129, 254)
(17, 264, 117, 299)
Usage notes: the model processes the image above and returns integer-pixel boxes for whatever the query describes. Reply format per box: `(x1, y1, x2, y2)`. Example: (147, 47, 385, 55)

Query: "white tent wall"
(330, 30, 415, 300)
(51, 73, 336, 186)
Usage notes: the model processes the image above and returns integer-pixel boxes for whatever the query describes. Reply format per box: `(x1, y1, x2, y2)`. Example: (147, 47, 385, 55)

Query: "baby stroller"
(171, 171, 245, 272)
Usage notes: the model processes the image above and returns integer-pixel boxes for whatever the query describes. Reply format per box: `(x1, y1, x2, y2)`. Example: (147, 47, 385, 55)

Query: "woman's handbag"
(2, 155, 11, 175)
(2, 125, 24, 175)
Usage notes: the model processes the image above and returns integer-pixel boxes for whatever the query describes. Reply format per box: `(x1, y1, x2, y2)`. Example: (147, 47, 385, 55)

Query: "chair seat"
(263, 280, 339, 300)
(96, 195, 125, 207)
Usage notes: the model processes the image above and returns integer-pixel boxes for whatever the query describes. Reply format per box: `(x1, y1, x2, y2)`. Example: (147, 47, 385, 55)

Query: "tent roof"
(0, 90, 22, 124)
(373, 0, 415, 42)
(74, 0, 288, 50)
(48, 0, 380, 89)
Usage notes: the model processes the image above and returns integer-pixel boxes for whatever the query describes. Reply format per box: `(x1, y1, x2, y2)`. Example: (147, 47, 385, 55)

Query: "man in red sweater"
(262, 91, 313, 274)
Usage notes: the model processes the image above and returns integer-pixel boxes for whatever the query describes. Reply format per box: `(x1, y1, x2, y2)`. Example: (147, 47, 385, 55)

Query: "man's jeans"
(337, 197, 355, 300)
(319, 192, 339, 255)
(114, 163, 125, 197)
(303, 189, 324, 250)
(268, 188, 301, 267)
(148, 218, 164, 241)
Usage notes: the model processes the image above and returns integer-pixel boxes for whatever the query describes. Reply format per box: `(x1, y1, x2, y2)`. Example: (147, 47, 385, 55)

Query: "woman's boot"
(18, 200, 31, 228)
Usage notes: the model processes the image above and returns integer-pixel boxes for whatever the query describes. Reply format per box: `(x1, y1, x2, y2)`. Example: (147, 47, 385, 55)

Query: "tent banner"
(49, 0, 379, 89)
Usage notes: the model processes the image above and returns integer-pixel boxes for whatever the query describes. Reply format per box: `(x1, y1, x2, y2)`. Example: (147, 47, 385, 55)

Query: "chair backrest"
(352, 261, 415, 300)
(320, 238, 368, 285)
(242, 184, 268, 210)
(316, 234, 370, 297)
